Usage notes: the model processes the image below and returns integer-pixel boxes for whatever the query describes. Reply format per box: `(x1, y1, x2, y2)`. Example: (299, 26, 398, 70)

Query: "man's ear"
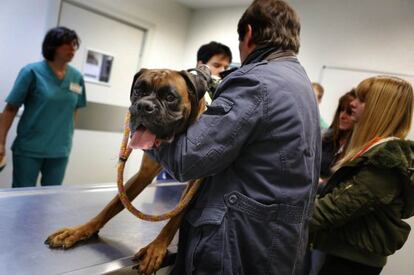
(246, 24, 254, 47)
(130, 68, 148, 97)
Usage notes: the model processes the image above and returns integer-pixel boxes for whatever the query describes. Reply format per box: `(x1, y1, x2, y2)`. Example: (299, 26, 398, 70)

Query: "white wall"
(0, 0, 55, 188)
(59, 1, 146, 107)
(0, 0, 54, 111)
(182, 6, 247, 67)
(292, 0, 414, 82)
(290, 0, 414, 128)
(184, 0, 414, 118)
(183, 0, 414, 83)
(67, 0, 192, 70)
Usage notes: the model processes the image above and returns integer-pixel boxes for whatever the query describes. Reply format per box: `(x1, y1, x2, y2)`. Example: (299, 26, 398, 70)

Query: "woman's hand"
(0, 104, 19, 163)
(0, 143, 6, 163)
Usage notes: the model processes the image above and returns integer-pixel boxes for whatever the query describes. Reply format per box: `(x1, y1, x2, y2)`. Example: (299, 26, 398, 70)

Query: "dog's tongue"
(128, 128, 157, 149)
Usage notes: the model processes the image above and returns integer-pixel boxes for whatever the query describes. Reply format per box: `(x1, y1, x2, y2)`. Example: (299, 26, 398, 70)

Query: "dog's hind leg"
(45, 153, 162, 249)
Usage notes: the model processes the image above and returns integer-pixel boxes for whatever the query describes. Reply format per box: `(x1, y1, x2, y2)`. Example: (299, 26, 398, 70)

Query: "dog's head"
(128, 67, 210, 149)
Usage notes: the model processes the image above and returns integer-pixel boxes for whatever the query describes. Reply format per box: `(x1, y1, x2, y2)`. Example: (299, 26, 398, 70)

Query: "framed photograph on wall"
(83, 49, 114, 85)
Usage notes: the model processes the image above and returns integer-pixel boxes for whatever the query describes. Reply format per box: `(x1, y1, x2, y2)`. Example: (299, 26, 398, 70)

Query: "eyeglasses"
(63, 40, 79, 50)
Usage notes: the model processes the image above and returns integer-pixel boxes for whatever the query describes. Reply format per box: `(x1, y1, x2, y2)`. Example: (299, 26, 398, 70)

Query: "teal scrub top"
(320, 116, 329, 129)
(6, 60, 87, 158)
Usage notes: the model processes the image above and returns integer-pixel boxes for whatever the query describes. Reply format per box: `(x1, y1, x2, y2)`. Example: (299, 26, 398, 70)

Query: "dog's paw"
(132, 240, 168, 274)
(45, 223, 99, 249)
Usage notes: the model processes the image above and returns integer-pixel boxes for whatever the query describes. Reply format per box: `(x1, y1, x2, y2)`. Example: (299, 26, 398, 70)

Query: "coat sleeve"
(146, 73, 263, 182)
(310, 166, 401, 231)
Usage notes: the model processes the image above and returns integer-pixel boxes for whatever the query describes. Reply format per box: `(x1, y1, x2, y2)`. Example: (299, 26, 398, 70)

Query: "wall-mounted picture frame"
(83, 48, 114, 86)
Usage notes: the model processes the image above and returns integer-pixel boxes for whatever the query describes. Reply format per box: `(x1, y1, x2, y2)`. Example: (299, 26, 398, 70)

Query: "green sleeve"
(76, 77, 87, 108)
(6, 66, 34, 108)
(320, 117, 329, 129)
(310, 166, 401, 231)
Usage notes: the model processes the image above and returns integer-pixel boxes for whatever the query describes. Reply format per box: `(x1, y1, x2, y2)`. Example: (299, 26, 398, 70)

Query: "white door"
(59, 1, 146, 185)
(59, 1, 146, 107)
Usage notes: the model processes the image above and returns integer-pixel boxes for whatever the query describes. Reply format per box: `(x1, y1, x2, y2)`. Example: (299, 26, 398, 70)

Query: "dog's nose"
(137, 101, 156, 114)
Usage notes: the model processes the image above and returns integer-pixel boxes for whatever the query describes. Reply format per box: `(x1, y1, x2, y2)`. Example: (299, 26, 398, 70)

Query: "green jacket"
(310, 139, 414, 267)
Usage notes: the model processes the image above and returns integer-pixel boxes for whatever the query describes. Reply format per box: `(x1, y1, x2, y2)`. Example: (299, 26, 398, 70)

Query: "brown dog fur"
(46, 69, 207, 274)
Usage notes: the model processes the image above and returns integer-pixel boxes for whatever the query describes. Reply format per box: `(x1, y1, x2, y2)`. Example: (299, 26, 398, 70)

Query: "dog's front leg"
(45, 154, 162, 249)
(133, 211, 184, 274)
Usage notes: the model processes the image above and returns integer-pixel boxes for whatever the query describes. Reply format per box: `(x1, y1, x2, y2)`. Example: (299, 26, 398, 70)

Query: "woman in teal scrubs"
(0, 27, 86, 187)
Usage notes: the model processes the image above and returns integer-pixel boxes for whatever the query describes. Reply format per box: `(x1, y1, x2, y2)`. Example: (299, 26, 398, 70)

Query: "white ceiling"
(175, 0, 251, 9)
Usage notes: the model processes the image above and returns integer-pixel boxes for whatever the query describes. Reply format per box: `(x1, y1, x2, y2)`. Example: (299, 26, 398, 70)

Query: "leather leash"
(117, 112, 202, 222)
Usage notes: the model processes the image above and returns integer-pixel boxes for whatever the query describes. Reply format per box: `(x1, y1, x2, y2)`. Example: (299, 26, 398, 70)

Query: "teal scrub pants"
(12, 153, 69, 188)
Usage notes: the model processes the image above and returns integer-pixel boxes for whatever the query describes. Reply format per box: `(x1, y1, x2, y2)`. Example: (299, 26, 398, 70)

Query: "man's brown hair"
(237, 0, 301, 53)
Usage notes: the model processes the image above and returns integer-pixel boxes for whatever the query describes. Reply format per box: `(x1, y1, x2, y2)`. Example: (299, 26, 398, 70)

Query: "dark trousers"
(12, 153, 69, 187)
(318, 254, 383, 275)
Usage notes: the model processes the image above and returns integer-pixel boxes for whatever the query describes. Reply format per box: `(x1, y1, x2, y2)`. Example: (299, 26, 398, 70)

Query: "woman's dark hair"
(325, 89, 357, 151)
(197, 41, 232, 64)
(42, 26, 80, 61)
(237, 0, 301, 53)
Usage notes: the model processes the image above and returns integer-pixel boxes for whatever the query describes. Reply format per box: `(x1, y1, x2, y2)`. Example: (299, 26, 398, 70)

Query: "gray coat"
(148, 55, 321, 275)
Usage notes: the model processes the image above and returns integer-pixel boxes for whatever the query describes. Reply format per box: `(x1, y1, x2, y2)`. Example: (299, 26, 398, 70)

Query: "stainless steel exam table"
(0, 183, 185, 274)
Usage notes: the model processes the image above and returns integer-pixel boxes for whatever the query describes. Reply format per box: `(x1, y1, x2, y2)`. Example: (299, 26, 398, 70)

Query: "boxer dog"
(45, 67, 210, 274)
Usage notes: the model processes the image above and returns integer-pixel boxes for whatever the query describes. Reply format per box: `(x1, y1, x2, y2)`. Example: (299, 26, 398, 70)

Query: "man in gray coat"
(148, 0, 321, 274)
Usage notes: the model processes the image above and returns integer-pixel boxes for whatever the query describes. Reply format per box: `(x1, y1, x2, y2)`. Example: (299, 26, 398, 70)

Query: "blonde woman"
(310, 76, 414, 275)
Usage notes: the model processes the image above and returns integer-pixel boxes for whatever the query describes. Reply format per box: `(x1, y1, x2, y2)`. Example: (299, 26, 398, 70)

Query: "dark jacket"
(310, 139, 414, 267)
(148, 52, 320, 274)
(320, 129, 336, 178)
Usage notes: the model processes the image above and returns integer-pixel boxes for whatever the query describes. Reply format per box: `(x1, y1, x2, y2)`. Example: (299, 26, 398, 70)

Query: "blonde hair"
(312, 82, 324, 98)
(335, 75, 413, 168)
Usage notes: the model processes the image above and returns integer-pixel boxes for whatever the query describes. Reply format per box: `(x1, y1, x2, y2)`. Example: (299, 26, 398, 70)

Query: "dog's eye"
(166, 93, 176, 102)
(136, 89, 151, 97)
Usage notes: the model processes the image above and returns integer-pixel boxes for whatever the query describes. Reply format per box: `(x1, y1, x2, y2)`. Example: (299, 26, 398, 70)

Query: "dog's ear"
(179, 67, 211, 101)
(130, 68, 148, 98)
